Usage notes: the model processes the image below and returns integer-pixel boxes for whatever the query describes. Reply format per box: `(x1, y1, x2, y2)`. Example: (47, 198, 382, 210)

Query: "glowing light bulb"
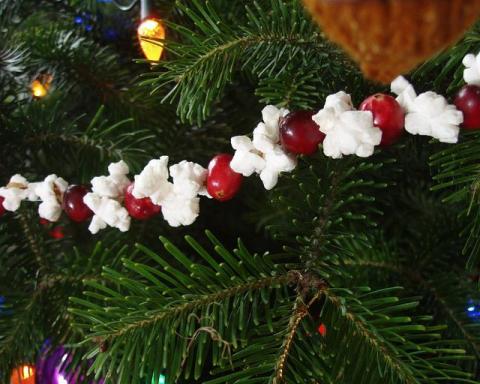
(10, 365, 35, 384)
(31, 80, 47, 97)
(21, 366, 33, 379)
(137, 18, 165, 61)
(30, 74, 52, 98)
(468, 306, 475, 312)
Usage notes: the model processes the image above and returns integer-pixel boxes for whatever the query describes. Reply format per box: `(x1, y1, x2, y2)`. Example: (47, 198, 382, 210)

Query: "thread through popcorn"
(3, 51, 480, 234)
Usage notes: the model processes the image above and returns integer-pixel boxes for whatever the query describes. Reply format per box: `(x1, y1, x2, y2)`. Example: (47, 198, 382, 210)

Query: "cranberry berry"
(62, 185, 93, 223)
(360, 93, 405, 146)
(454, 85, 480, 130)
(279, 110, 325, 155)
(124, 183, 161, 220)
(207, 154, 243, 202)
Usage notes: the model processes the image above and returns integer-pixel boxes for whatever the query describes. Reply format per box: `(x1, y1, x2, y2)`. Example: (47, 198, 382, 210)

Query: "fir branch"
(105, 272, 295, 340)
(261, 155, 384, 269)
(15, 211, 45, 271)
(71, 234, 475, 384)
(430, 131, 480, 269)
(274, 292, 321, 383)
(70, 233, 297, 382)
(4, 102, 154, 178)
(140, 0, 358, 124)
(324, 290, 418, 384)
(340, 236, 480, 377)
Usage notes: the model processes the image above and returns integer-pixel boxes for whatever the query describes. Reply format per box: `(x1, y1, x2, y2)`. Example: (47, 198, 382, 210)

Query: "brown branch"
(274, 284, 326, 383)
(274, 299, 309, 383)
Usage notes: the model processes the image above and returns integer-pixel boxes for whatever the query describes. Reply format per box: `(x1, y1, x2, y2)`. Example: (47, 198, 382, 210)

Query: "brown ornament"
(302, 0, 480, 83)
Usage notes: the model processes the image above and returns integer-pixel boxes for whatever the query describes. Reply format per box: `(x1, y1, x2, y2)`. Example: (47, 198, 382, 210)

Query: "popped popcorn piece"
(84, 160, 131, 234)
(35, 174, 68, 222)
(25, 183, 41, 202)
(231, 105, 296, 189)
(0, 175, 31, 211)
(132, 157, 172, 205)
(230, 136, 266, 177)
(83, 193, 130, 234)
(253, 106, 289, 152)
(132, 158, 209, 226)
(313, 92, 382, 158)
(91, 160, 130, 198)
(391, 76, 463, 143)
(161, 194, 200, 227)
(260, 147, 297, 190)
(324, 91, 354, 114)
(262, 105, 289, 139)
(463, 53, 480, 86)
(391, 76, 417, 111)
(169, 160, 208, 197)
(160, 161, 208, 226)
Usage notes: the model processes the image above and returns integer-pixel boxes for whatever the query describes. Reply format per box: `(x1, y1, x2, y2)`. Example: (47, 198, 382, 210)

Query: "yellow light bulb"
(30, 74, 52, 98)
(10, 365, 35, 384)
(21, 366, 33, 379)
(31, 80, 47, 98)
(137, 18, 166, 61)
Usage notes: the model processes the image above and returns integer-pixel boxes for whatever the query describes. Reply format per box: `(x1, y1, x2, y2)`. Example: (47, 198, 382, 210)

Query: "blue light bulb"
(466, 299, 480, 320)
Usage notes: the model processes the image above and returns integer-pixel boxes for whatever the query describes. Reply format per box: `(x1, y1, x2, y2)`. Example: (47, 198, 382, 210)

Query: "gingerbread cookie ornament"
(302, 0, 480, 83)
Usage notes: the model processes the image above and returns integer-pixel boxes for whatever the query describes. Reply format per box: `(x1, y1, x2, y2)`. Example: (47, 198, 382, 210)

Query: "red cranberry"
(279, 110, 325, 155)
(0, 196, 4, 217)
(454, 85, 480, 130)
(124, 183, 161, 220)
(317, 323, 327, 337)
(63, 185, 93, 223)
(207, 154, 243, 201)
(360, 93, 405, 146)
(49, 226, 65, 239)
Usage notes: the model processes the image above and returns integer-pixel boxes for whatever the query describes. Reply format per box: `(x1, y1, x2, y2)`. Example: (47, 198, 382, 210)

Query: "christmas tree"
(2, 0, 480, 383)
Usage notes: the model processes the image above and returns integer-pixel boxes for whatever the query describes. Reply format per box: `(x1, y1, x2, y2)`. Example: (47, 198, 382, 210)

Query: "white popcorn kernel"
(169, 161, 208, 198)
(132, 158, 209, 227)
(25, 183, 40, 202)
(324, 91, 354, 114)
(313, 93, 381, 159)
(132, 157, 172, 205)
(84, 160, 131, 233)
(0, 174, 31, 211)
(83, 193, 131, 234)
(253, 122, 277, 153)
(404, 92, 463, 143)
(230, 136, 266, 177)
(391, 76, 417, 111)
(260, 105, 289, 143)
(260, 148, 297, 190)
(91, 160, 130, 198)
(35, 174, 68, 222)
(161, 195, 200, 227)
(231, 105, 297, 190)
(156, 161, 208, 226)
(463, 53, 480, 86)
(391, 77, 462, 143)
(88, 215, 108, 235)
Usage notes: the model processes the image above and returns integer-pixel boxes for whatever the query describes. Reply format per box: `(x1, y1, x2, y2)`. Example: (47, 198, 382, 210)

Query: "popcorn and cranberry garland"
(2, 51, 480, 233)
